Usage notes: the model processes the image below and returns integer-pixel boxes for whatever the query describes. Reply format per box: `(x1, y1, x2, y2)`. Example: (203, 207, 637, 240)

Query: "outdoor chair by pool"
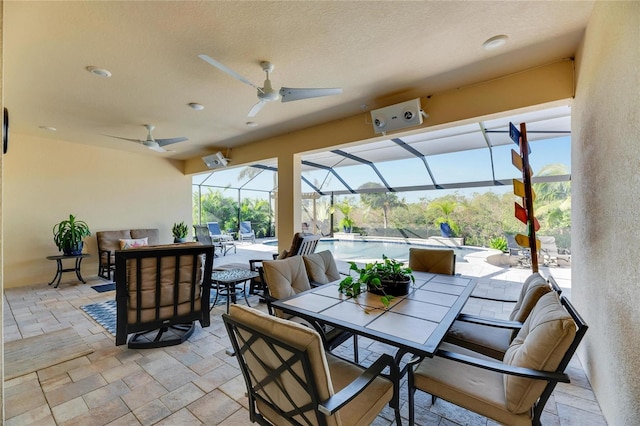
(539, 235, 571, 267)
(238, 221, 256, 243)
(506, 233, 532, 268)
(408, 291, 587, 426)
(408, 247, 456, 275)
(115, 244, 214, 348)
(445, 274, 552, 360)
(206, 222, 236, 255)
(223, 304, 400, 426)
(260, 255, 358, 361)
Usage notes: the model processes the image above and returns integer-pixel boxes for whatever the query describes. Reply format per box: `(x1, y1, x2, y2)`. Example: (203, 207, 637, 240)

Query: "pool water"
(265, 238, 479, 262)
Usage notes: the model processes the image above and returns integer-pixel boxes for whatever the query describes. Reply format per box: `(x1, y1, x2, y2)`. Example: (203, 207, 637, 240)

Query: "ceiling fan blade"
(199, 54, 262, 92)
(279, 87, 342, 103)
(103, 134, 144, 143)
(155, 137, 188, 147)
(248, 100, 267, 117)
(148, 145, 167, 153)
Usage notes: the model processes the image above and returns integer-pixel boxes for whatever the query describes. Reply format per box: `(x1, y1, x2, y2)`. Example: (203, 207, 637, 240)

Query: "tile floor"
(3, 243, 607, 425)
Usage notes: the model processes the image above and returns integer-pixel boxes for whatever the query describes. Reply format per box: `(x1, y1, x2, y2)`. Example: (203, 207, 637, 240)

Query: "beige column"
(276, 153, 302, 253)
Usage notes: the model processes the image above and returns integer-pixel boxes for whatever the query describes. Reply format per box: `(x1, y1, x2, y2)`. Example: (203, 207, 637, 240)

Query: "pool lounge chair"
(206, 222, 236, 255)
(238, 221, 256, 243)
(505, 233, 531, 268)
(539, 236, 571, 267)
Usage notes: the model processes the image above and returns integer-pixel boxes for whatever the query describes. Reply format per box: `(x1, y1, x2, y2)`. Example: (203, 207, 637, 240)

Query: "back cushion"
(131, 228, 160, 245)
(97, 230, 132, 254)
(303, 250, 340, 284)
(503, 292, 576, 414)
(263, 256, 311, 300)
(509, 281, 551, 323)
(510, 273, 546, 316)
(124, 245, 205, 323)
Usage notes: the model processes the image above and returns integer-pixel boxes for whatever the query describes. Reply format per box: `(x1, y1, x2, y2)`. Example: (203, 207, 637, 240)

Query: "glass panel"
(426, 147, 494, 184)
(375, 157, 435, 188)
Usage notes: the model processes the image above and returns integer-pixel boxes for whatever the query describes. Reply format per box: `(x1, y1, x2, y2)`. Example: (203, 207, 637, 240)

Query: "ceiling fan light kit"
(199, 54, 342, 117)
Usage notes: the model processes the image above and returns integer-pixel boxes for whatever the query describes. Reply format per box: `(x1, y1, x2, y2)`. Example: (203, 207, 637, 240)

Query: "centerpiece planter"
(339, 255, 415, 308)
(368, 277, 411, 297)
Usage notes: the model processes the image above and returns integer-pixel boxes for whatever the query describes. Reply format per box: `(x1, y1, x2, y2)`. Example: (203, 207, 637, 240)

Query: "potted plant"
(172, 221, 189, 243)
(338, 255, 415, 307)
(53, 214, 91, 256)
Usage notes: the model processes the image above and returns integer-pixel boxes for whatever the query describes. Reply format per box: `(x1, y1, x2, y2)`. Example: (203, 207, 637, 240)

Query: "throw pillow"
(119, 237, 149, 250)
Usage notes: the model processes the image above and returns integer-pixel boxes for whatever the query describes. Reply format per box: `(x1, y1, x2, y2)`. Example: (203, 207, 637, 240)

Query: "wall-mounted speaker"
(370, 98, 424, 134)
(202, 151, 228, 169)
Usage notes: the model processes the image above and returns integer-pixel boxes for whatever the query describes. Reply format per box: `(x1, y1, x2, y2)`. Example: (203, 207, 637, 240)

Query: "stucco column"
(276, 153, 302, 253)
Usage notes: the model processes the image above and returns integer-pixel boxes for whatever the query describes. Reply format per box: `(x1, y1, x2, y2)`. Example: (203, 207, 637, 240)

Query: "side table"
(46, 253, 91, 288)
(210, 268, 258, 314)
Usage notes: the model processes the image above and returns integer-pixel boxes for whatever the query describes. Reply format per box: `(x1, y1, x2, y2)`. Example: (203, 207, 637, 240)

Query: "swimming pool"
(264, 238, 480, 262)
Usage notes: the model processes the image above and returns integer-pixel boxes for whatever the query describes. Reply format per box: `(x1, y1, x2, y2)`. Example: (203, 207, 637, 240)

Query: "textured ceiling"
(4, 1, 593, 160)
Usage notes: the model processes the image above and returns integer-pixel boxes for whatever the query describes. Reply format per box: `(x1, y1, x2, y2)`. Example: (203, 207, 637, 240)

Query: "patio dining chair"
(260, 255, 359, 362)
(408, 291, 588, 426)
(408, 248, 456, 275)
(223, 304, 400, 425)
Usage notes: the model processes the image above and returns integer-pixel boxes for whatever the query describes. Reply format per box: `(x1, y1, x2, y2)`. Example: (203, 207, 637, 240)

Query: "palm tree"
(358, 182, 407, 228)
(427, 199, 461, 236)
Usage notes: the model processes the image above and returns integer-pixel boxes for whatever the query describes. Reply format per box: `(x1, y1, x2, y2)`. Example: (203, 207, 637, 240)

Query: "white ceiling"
(4, 1, 593, 160)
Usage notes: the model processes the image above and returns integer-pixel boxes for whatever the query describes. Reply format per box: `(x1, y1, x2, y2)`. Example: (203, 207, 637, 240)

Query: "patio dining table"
(271, 271, 477, 364)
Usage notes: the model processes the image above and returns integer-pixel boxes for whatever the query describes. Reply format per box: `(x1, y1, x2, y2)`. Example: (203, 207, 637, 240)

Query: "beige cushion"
(97, 230, 132, 258)
(263, 256, 311, 300)
(509, 273, 547, 321)
(503, 291, 576, 414)
(131, 228, 160, 245)
(413, 343, 533, 426)
(408, 248, 455, 275)
(303, 250, 340, 284)
(229, 305, 392, 426)
(123, 244, 205, 323)
(445, 276, 552, 359)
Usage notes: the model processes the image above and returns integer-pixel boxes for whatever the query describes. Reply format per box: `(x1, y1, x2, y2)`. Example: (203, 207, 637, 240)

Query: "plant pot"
(63, 242, 83, 256)
(174, 238, 187, 243)
(368, 278, 411, 297)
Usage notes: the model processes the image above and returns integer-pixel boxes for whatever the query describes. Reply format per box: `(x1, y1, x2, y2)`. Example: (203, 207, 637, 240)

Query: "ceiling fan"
(106, 124, 188, 152)
(199, 54, 342, 117)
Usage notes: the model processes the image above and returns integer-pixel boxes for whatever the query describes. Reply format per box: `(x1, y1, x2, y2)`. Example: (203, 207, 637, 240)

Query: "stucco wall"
(572, 2, 640, 424)
(3, 133, 192, 288)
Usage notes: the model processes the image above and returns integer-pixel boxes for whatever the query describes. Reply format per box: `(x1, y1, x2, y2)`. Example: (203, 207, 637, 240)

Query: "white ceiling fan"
(106, 124, 188, 152)
(199, 54, 342, 117)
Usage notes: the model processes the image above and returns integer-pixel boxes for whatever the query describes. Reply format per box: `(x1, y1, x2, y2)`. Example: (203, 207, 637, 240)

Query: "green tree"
(358, 182, 407, 228)
(426, 198, 461, 236)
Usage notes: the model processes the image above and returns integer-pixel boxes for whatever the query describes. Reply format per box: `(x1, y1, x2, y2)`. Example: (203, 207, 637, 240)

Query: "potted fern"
(338, 255, 415, 307)
(53, 214, 91, 256)
(172, 221, 189, 243)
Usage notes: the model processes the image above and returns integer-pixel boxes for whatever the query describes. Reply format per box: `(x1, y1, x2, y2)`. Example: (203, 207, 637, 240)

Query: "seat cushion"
(412, 343, 532, 426)
(445, 321, 513, 360)
(303, 250, 341, 284)
(97, 230, 132, 255)
(503, 291, 576, 414)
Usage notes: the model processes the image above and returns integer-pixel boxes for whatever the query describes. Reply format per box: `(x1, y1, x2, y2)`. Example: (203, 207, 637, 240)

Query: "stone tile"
(101, 361, 144, 383)
(192, 363, 241, 393)
(5, 382, 48, 419)
(59, 397, 131, 426)
(82, 379, 131, 409)
(189, 354, 226, 376)
(5, 404, 55, 426)
(155, 408, 203, 425)
(36, 356, 92, 382)
(188, 389, 242, 425)
(122, 369, 155, 390)
(217, 408, 254, 426)
(105, 412, 142, 426)
(51, 396, 89, 424)
(218, 375, 249, 408)
(121, 380, 169, 411)
(68, 355, 122, 381)
(160, 382, 206, 412)
(132, 399, 171, 426)
(557, 403, 608, 426)
(44, 374, 107, 407)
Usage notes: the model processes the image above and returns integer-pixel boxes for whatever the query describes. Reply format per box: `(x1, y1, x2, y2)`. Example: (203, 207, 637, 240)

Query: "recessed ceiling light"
(188, 103, 205, 111)
(482, 35, 508, 50)
(246, 121, 258, 127)
(86, 66, 112, 78)
(39, 126, 57, 131)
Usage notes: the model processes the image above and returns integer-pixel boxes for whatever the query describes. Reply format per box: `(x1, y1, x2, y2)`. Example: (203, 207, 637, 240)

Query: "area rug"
(91, 282, 116, 293)
(81, 290, 237, 336)
(5, 327, 94, 380)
